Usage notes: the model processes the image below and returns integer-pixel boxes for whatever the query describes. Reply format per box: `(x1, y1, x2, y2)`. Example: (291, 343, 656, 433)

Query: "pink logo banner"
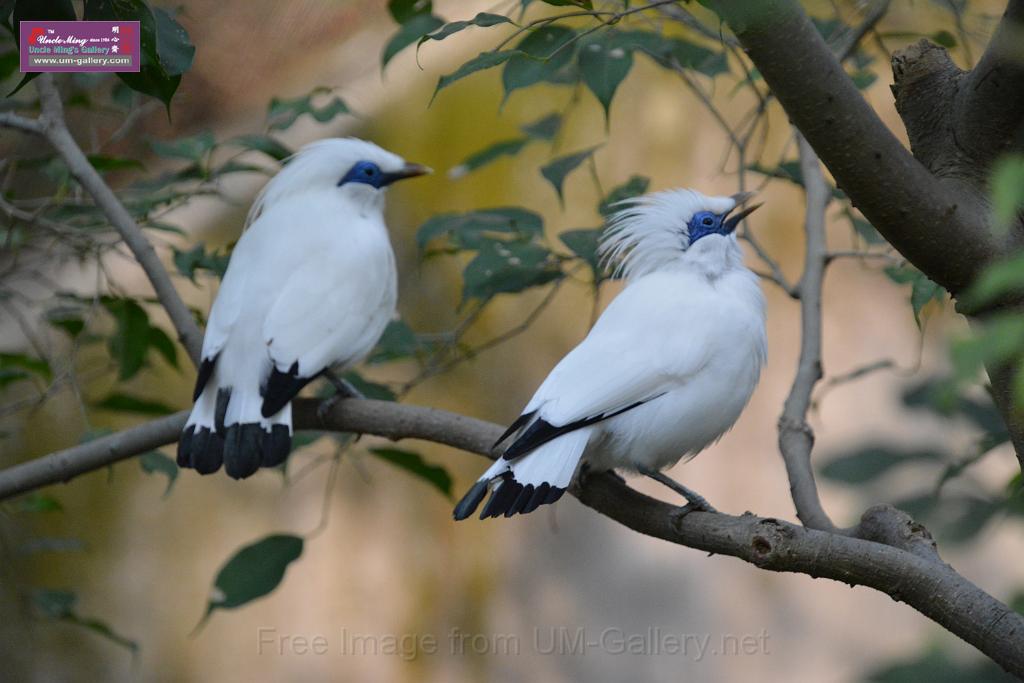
(20, 21, 141, 73)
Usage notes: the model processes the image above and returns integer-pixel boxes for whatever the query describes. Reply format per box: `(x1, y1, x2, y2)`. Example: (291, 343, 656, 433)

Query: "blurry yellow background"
(1, 1, 1020, 681)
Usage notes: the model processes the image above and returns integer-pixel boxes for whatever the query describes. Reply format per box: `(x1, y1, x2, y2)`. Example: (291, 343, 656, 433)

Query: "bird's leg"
(317, 371, 366, 423)
(637, 467, 718, 518)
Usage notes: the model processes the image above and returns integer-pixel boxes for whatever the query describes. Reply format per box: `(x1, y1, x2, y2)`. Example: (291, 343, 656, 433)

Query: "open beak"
(723, 191, 762, 233)
(382, 163, 432, 185)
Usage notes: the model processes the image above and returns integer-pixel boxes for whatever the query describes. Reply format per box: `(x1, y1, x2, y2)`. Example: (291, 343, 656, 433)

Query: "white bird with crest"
(178, 138, 429, 479)
(454, 188, 767, 520)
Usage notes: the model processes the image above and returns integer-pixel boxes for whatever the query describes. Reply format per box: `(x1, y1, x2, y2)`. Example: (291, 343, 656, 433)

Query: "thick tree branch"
(31, 75, 203, 364)
(0, 111, 43, 134)
(705, 0, 996, 295)
(778, 133, 834, 531)
(1, 398, 1022, 675)
(958, 0, 1024, 162)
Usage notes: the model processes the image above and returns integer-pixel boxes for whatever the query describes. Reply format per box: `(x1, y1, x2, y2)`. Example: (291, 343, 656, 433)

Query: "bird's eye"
(701, 216, 714, 227)
(363, 166, 376, 176)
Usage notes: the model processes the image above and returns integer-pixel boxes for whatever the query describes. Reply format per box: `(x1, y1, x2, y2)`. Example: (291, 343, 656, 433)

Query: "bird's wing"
(259, 246, 393, 416)
(504, 277, 714, 458)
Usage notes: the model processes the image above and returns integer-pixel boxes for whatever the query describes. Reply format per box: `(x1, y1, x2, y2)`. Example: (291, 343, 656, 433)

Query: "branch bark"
(1, 399, 1022, 675)
(777, 133, 834, 531)
(31, 75, 203, 364)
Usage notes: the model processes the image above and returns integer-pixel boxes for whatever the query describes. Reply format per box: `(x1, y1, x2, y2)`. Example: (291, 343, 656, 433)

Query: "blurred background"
(1, 1, 1021, 681)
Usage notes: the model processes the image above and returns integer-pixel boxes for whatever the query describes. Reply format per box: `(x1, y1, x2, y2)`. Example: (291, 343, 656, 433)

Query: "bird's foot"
(638, 467, 718, 516)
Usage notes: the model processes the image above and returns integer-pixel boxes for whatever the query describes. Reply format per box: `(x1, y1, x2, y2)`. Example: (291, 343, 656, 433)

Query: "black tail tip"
(178, 423, 292, 479)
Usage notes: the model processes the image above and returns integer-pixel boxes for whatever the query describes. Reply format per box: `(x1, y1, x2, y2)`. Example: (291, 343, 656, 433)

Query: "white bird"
(178, 138, 429, 479)
(454, 189, 766, 520)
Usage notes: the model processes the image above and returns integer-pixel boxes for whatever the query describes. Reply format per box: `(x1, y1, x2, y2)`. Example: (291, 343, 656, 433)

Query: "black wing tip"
(459, 474, 565, 521)
(261, 361, 313, 418)
(453, 479, 490, 521)
(178, 425, 224, 475)
(192, 355, 218, 401)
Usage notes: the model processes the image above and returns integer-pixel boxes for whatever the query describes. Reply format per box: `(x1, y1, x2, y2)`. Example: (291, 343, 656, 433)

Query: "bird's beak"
(723, 192, 762, 233)
(381, 163, 433, 186)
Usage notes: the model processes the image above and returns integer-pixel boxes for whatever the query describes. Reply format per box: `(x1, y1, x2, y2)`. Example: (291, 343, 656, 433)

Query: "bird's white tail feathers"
(454, 427, 592, 520)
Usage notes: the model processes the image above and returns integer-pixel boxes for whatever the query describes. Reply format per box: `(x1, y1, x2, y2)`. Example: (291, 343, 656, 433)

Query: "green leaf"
(102, 298, 152, 380)
(432, 50, 519, 101)
(462, 239, 562, 302)
(615, 30, 727, 77)
(148, 326, 179, 369)
(991, 154, 1024, 234)
(172, 243, 230, 282)
(203, 535, 304, 619)
(417, 207, 544, 251)
(419, 12, 513, 48)
(560, 228, 604, 277)
(520, 112, 561, 140)
(448, 138, 528, 178)
(7, 0, 76, 94)
(0, 353, 51, 388)
(847, 211, 886, 245)
(388, 0, 431, 23)
(95, 392, 176, 415)
(341, 371, 396, 401)
(0, 50, 19, 82)
(139, 451, 177, 496)
(579, 32, 634, 117)
(884, 266, 945, 327)
(599, 175, 649, 216)
(368, 320, 420, 364)
(540, 146, 599, 202)
(850, 69, 877, 90)
(44, 307, 85, 338)
(503, 26, 578, 97)
(382, 13, 444, 68)
(540, 0, 592, 7)
(368, 447, 453, 499)
(227, 134, 293, 161)
(960, 253, 1024, 311)
(86, 155, 144, 173)
(31, 588, 138, 653)
(84, 0, 193, 109)
(951, 314, 1024, 381)
(12, 493, 63, 513)
(819, 445, 942, 483)
(931, 29, 957, 48)
(150, 131, 215, 163)
(268, 88, 352, 131)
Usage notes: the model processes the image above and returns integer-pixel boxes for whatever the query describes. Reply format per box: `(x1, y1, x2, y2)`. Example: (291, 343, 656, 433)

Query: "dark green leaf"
(540, 145, 599, 202)
(388, 0, 431, 23)
(12, 493, 63, 513)
(615, 30, 727, 77)
(204, 535, 304, 617)
(382, 13, 444, 68)
(419, 12, 513, 47)
(931, 29, 957, 47)
(503, 26, 578, 97)
(961, 253, 1024, 311)
(867, 648, 1014, 683)
(102, 298, 151, 380)
(267, 88, 351, 130)
(599, 175, 649, 216)
(462, 239, 562, 301)
(0, 50, 18, 82)
(819, 445, 943, 483)
(151, 7, 195, 76)
(172, 243, 230, 282)
(991, 154, 1024, 233)
(228, 134, 293, 161)
(369, 447, 453, 499)
(139, 451, 177, 496)
(95, 392, 176, 415)
(539, 0, 592, 7)
(44, 306, 86, 340)
(0, 353, 51, 387)
(448, 138, 528, 178)
(847, 212, 886, 245)
(148, 326, 179, 368)
(417, 207, 544, 251)
(579, 32, 634, 117)
(150, 131, 215, 163)
(432, 50, 519, 101)
(520, 112, 561, 140)
(560, 228, 603, 277)
(884, 266, 945, 327)
(939, 496, 1000, 543)
(31, 588, 138, 653)
(368, 320, 419, 364)
(850, 69, 877, 89)
(951, 314, 1024, 381)
(341, 371, 396, 401)
(86, 155, 145, 172)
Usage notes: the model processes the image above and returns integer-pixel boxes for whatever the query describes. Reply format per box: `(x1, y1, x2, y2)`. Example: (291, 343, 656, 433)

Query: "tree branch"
(31, 75, 203, 364)
(704, 0, 996, 295)
(1, 398, 1022, 675)
(0, 111, 43, 134)
(958, 0, 1024, 162)
(778, 133, 835, 531)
